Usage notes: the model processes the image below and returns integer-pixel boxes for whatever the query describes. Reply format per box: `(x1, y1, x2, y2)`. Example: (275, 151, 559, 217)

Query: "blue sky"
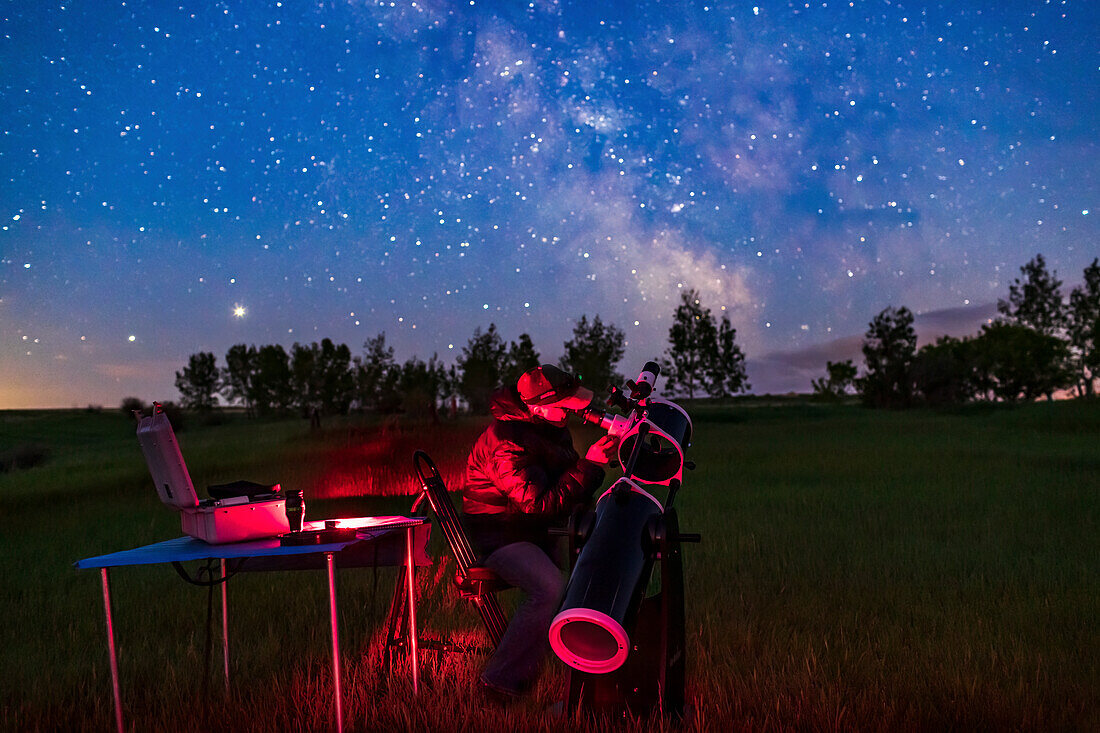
(2, 1, 1096, 407)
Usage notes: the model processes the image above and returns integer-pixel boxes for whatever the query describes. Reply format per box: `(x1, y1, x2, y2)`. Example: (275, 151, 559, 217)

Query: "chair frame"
(383, 451, 509, 673)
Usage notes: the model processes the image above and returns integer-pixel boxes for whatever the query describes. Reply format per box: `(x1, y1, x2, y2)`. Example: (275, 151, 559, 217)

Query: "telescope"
(579, 397, 692, 486)
(549, 361, 700, 718)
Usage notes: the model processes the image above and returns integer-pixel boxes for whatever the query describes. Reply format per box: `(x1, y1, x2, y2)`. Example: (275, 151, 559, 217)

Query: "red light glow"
(304, 421, 486, 500)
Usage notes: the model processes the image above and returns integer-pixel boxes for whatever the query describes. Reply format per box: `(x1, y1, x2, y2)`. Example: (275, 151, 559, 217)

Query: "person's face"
(529, 403, 569, 426)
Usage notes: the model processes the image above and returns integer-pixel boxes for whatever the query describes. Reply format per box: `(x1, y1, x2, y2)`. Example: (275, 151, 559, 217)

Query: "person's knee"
(530, 565, 565, 605)
(485, 542, 565, 603)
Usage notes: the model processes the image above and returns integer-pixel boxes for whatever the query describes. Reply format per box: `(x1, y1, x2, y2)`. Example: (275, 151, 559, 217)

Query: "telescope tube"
(549, 479, 663, 673)
(617, 398, 692, 485)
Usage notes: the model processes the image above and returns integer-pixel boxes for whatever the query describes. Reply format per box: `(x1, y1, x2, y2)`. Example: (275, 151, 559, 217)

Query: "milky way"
(2, 1, 1096, 407)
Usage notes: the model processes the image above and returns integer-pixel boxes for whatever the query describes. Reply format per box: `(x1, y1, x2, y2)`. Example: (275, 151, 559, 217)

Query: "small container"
(285, 490, 305, 532)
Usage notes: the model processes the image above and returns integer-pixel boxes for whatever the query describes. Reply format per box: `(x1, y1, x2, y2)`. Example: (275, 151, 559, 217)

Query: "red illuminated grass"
(304, 418, 486, 500)
(1, 403, 1097, 730)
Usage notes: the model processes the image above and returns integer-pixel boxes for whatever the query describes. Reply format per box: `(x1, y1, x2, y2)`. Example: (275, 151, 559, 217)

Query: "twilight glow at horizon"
(1, 1, 1096, 408)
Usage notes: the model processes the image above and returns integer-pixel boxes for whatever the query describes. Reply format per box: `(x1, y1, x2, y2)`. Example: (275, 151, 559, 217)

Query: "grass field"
(1, 401, 1097, 731)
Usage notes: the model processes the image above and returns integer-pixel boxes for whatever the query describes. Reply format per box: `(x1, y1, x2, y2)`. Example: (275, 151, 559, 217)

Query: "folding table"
(75, 516, 429, 733)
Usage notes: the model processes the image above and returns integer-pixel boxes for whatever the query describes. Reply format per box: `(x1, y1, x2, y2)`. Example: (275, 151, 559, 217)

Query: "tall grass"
(1, 402, 1097, 730)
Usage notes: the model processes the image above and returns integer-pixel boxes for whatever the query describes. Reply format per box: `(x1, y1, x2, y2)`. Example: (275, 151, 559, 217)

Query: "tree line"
(814, 255, 1100, 406)
(167, 289, 750, 419)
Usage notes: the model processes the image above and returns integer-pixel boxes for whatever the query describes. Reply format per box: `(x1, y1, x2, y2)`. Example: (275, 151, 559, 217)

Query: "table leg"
(220, 558, 230, 694)
(405, 527, 420, 694)
(326, 552, 344, 733)
(100, 568, 124, 733)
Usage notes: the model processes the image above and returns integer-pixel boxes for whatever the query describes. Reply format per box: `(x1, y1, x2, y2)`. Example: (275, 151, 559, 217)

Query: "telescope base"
(564, 592, 678, 718)
(563, 507, 687, 720)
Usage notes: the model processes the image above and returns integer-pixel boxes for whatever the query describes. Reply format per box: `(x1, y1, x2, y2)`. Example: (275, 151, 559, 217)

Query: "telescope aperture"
(550, 608, 630, 674)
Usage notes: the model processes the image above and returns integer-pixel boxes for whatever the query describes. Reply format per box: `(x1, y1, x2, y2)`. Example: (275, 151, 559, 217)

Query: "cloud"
(750, 335, 863, 394)
(748, 300, 1000, 394)
(914, 301, 998, 342)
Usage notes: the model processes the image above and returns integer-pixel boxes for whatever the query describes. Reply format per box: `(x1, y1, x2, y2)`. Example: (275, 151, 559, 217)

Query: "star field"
(1, 1, 1096, 407)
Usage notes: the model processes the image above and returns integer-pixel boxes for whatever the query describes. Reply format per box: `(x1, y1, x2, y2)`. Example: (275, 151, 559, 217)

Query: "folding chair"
(384, 451, 509, 672)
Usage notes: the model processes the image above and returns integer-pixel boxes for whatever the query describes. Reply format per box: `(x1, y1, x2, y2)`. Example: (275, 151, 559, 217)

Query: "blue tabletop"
(75, 516, 426, 569)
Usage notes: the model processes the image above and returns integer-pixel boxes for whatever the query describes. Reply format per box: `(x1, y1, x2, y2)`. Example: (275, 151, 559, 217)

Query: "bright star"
(233, 304, 246, 318)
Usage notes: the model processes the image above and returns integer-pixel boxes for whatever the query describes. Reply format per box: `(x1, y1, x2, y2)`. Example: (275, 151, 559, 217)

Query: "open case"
(136, 403, 290, 544)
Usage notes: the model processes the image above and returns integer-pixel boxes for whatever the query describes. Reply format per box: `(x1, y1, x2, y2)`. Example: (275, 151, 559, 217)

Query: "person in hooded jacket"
(463, 364, 619, 699)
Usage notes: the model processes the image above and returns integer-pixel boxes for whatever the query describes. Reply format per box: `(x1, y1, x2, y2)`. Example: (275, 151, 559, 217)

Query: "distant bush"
(120, 396, 148, 417)
(84, 404, 103, 413)
(0, 443, 50, 473)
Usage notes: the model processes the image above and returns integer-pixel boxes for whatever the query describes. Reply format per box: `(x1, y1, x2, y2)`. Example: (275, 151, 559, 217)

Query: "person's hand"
(584, 434, 620, 465)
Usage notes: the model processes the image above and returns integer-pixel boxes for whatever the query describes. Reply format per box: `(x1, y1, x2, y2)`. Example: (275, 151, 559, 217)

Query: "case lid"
(136, 405, 199, 509)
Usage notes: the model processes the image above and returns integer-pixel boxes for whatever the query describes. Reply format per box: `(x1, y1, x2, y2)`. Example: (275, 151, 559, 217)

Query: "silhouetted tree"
(120, 396, 148, 417)
(175, 352, 220, 411)
(858, 306, 917, 408)
(354, 333, 401, 412)
(442, 363, 461, 416)
(559, 315, 626, 398)
(503, 333, 541, 385)
(399, 354, 448, 421)
(812, 359, 857, 399)
(290, 338, 354, 417)
(457, 324, 508, 414)
(997, 254, 1066, 336)
(221, 344, 257, 415)
(663, 289, 718, 399)
(971, 322, 1071, 402)
(251, 344, 293, 415)
(1068, 258, 1100, 396)
(319, 339, 355, 415)
(706, 314, 750, 397)
(290, 343, 319, 416)
(911, 336, 977, 406)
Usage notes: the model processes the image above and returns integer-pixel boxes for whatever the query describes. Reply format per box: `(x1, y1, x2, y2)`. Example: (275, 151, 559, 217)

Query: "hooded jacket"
(463, 386, 605, 554)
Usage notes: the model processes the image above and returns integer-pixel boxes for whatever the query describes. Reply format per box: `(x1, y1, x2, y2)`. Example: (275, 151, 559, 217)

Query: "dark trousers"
(479, 541, 565, 694)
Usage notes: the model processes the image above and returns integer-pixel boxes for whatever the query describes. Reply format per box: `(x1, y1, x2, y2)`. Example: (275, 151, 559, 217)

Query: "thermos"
(285, 490, 305, 531)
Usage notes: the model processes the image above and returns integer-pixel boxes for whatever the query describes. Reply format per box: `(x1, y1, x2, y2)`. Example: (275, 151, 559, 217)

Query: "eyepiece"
(579, 406, 611, 430)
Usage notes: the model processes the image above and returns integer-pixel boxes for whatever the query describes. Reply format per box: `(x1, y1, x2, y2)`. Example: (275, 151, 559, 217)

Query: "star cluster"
(1, 1, 1096, 407)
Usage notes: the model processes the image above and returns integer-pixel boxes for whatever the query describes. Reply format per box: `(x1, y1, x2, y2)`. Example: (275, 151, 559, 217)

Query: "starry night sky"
(2, 1, 1097, 408)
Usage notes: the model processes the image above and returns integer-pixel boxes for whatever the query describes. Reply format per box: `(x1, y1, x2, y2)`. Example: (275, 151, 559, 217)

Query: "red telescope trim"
(549, 607, 630, 674)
